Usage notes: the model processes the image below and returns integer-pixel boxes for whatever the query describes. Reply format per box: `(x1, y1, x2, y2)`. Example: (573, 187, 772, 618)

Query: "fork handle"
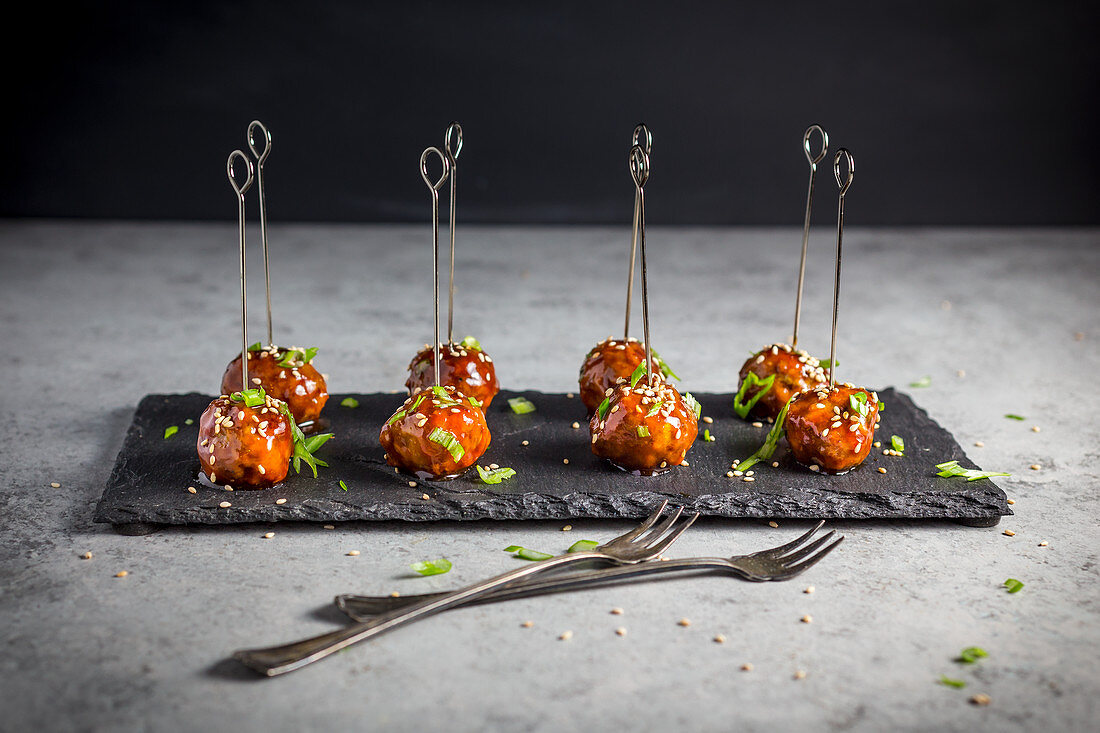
(337, 558, 735, 619)
(233, 551, 609, 676)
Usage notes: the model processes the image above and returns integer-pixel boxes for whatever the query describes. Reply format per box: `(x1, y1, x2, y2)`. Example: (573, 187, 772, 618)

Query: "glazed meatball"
(380, 384, 491, 480)
(222, 345, 329, 424)
(578, 337, 665, 414)
(589, 376, 698, 475)
(783, 383, 879, 474)
(197, 392, 293, 489)
(736, 343, 828, 420)
(405, 338, 500, 408)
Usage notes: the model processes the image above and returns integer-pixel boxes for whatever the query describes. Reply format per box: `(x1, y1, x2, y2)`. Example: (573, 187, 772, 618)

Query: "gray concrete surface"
(1, 221, 1098, 732)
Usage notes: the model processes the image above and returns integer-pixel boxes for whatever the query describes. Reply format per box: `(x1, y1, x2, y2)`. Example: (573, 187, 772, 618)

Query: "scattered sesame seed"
(390, 591, 400, 598)
(794, 670, 807, 680)
(804, 586, 815, 594)
(752, 421, 763, 428)
(726, 471, 735, 478)
(408, 481, 417, 487)
(771, 461, 779, 468)
(610, 607, 624, 615)
(1039, 541, 1048, 547)
(262, 532, 274, 539)
(562, 525, 573, 531)
(733, 470, 744, 477)
(563, 458, 569, 464)
(974, 441, 985, 447)
(219, 501, 231, 508)
(957, 370, 966, 377)
(615, 627, 628, 637)
(743, 476, 755, 482)
(713, 634, 726, 643)
(571, 421, 580, 429)
(187, 486, 197, 494)
(1031, 425, 1041, 433)
(1030, 464, 1041, 471)
(489, 463, 499, 470)
(970, 693, 991, 706)
(768, 521, 779, 528)
(1003, 530, 1015, 537)
(801, 615, 813, 624)
(115, 570, 128, 578)
(80, 551, 93, 560)
(809, 465, 820, 472)
(275, 498, 287, 505)
(421, 493, 430, 500)
(521, 440, 529, 446)
(251, 377, 262, 385)
(559, 630, 573, 641)
(873, 441, 881, 448)
(703, 416, 713, 424)
(741, 663, 754, 671)
(50, 482, 61, 488)
(1006, 498, 1015, 505)
(878, 467, 887, 474)
(566, 393, 574, 399)
(347, 550, 360, 556)
(323, 525, 335, 530)
(678, 618, 692, 627)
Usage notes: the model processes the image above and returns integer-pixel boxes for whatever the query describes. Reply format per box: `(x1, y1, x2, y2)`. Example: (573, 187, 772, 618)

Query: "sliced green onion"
(431, 385, 463, 407)
(410, 394, 426, 412)
(734, 371, 776, 419)
(637, 426, 650, 438)
(184, 418, 194, 426)
(879, 401, 886, 412)
(459, 336, 482, 351)
(935, 460, 1011, 482)
(276, 400, 332, 479)
(629, 361, 647, 388)
(163, 425, 178, 439)
(247, 342, 264, 352)
(277, 346, 319, 368)
(646, 400, 663, 417)
(957, 646, 988, 664)
(1004, 413, 1025, 421)
(340, 397, 360, 408)
(1003, 578, 1024, 594)
(890, 435, 905, 455)
(703, 428, 715, 442)
(909, 375, 932, 388)
(567, 539, 599, 553)
(339, 480, 349, 492)
(476, 465, 516, 484)
(508, 397, 537, 414)
(467, 395, 482, 408)
(387, 409, 407, 426)
(818, 359, 837, 369)
(850, 391, 870, 419)
(410, 558, 452, 576)
(736, 396, 795, 472)
(428, 427, 465, 462)
(304, 433, 334, 454)
(683, 392, 701, 420)
(597, 396, 611, 420)
(938, 675, 967, 689)
(230, 388, 267, 408)
(504, 545, 553, 561)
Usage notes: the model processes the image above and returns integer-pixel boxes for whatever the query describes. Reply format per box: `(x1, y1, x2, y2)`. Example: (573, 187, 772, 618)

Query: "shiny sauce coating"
(783, 383, 879, 474)
(196, 394, 293, 489)
(380, 385, 491, 480)
(405, 342, 500, 408)
(737, 343, 828, 420)
(589, 376, 698, 474)
(578, 337, 661, 414)
(222, 346, 329, 424)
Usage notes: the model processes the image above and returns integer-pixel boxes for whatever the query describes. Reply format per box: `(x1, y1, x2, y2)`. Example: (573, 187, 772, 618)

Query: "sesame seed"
(275, 498, 287, 505)
(957, 370, 966, 377)
(347, 550, 360, 556)
(258, 465, 265, 475)
(713, 634, 726, 643)
(521, 440, 529, 446)
(390, 591, 400, 597)
(566, 393, 574, 399)
(752, 421, 763, 428)
(1030, 464, 1041, 471)
(741, 663, 754, 671)
(563, 458, 569, 464)
(408, 481, 417, 487)
(726, 471, 734, 478)
(521, 620, 533, 628)
(1031, 425, 1041, 432)
(873, 441, 881, 448)
(768, 521, 778, 528)
(114, 570, 128, 578)
(970, 693, 991, 706)
(571, 421, 580, 429)
(771, 461, 779, 468)
(975, 441, 985, 447)
(743, 476, 755, 482)
(610, 607, 624, 615)
(187, 486, 197, 494)
(702, 416, 713, 424)
(801, 615, 813, 624)
(323, 525, 335, 530)
(815, 403, 825, 409)
(50, 482, 61, 488)
(794, 670, 807, 680)
(1039, 541, 1048, 547)
(1006, 498, 1015, 505)
(809, 465, 820, 472)
(678, 618, 691, 627)
(822, 428, 830, 437)
(262, 532, 274, 539)
(251, 378, 262, 385)
(615, 627, 628, 636)
(804, 586, 815, 594)
(80, 551, 93, 560)
(878, 467, 887, 474)
(219, 501, 231, 508)
(558, 630, 573, 641)
(562, 525, 573, 531)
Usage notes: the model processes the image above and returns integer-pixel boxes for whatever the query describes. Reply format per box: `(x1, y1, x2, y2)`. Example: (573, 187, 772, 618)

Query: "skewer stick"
(247, 121, 274, 346)
(629, 145, 654, 387)
(420, 147, 452, 388)
(227, 150, 255, 390)
(827, 148, 854, 389)
(443, 122, 463, 345)
(624, 123, 652, 339)
(792, 124, 828, 349)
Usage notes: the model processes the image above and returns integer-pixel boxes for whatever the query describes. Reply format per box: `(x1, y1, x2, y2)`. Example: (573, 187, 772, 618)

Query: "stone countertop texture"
(1, 221, 1097, 732)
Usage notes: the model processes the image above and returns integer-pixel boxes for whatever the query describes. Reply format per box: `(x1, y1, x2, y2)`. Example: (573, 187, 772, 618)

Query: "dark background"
(3, 1, 1097, 225)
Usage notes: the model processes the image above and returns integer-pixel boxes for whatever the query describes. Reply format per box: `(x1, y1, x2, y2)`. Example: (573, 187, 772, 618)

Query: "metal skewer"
(443, 122, 463, 345)
(247, 120, 274, 346)
(792, 124, 828, 349)
(420, 147, 451, 388)
(624, 123, 652, 339)
(827, 148, 854, 389)
(629, 144, 654, 387)
(227, 150, 255, 390)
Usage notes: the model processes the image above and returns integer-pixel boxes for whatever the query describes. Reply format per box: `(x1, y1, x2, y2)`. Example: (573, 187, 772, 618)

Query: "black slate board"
(95, 389, 1010, 531)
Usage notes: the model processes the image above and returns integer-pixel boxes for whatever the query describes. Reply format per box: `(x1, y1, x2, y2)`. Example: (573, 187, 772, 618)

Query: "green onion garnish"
(734, 371, 776, 419)
(230, 388, 267, 408)
(935, 460, 1010, 482)
(276, 400, 332, 479)
(386, 409, 407, 426)
(340, 397, 359, 408)
(957, 647, 988, 664)
(891, 435, 905, 454)
(567, 539, 599, 553)
(1004, 413, 1025, 421)
(683, 392, 701, 420)
(849, 392, 871, 419)
(938, 675, 967, 689)
(629, 361, 647, 388)
(339, 480, 349, 492)
(247, 342, 264, 352)
(818, 359, 837, 369)
(597, 396, 611, 420)
(459, 336, 482, 351)
(637, 426, 650, 438)
(508, 397, 537, 414)
(646, 400, 663, 417)
(184, 418, 194, 426)
(909, 375, 932, 388)
(736, 396, 795, 472)
(164, 425, 178, 439)
(428, 427, 465, 462)
(276, 346, 319, 368)
(476, 465, 516, 484)
(410, 558, 452, 576)
(430, 386, 464, 407)
(467, 395, 482, 408)
(1003, 578, 1024, 594)
(504, 545, 553, 561)
(703, 429, 715, 442)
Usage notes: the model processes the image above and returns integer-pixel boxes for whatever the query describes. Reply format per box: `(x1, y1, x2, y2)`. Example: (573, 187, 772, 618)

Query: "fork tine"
(609, 500, 669, 544)
(645, 512, 699, 556)
(748, 520, 825, 558)
(776, 530, 837, 564)
(776, 536, 844, 578)
(636, 505, 684, 546)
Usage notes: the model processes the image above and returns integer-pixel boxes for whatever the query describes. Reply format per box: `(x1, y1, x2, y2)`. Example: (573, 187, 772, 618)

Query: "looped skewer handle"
(827, 148, 854, 388)
(624, 124, 652, 339)
(629, 143, 655, 387)
(803, 124, 828, 168)
(227, 150, 255, 390)
(421, 147, 451, 387)
(443, 122, 463, 344)
(632, 122, 652, 155)
(629, 145, 650, 189)
(247, 120, 272, 165)
(792, 123, 829, 348)
(247, 120, 274, 346)
(444, 122, 463, 162)
(834, 148, 855, 197)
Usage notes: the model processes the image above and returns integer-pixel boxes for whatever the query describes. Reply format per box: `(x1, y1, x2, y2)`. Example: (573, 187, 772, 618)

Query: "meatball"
(783, 383, 879, 474)
(736, 343, 828, 420)
(197, 392, 293, 489)
(589, 376, 698, 475)
(380, 384, 491, 480)
(578, 337, 665, 414)
(222, 345, 329, 424)
(405, 338, 500, 408)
